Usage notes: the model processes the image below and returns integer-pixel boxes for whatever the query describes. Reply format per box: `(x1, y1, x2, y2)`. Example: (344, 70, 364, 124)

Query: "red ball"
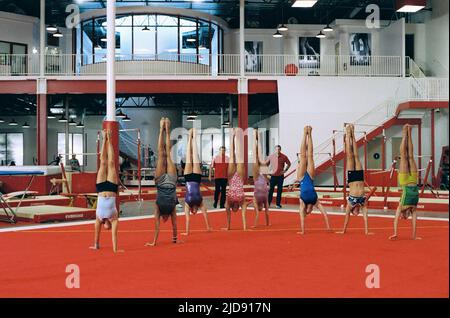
(284, 63, 299, 76)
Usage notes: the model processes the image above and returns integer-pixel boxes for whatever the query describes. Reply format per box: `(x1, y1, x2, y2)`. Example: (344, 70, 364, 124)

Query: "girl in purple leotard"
(182, 128, 212, 236)
(252, 129, 270, 228)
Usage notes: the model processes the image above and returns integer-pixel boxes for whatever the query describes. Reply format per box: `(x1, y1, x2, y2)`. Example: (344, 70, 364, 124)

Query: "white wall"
(405, 0, 449, 76)
(425, 0, 449, 76)
(0, 11, 39, 52)
(378, 19, 405, 57)
(277, 77, 410, 184)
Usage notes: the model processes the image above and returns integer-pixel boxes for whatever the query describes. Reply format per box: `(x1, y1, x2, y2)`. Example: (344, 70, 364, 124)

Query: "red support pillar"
(238, 93, 249, 180)
(36, 94, 48, 165)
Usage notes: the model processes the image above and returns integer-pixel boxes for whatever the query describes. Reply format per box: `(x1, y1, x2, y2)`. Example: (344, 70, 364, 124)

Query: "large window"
(0, 133, 24, 166)
(58, 133, 84, 165)
(77, 13, 223, 67)
(157, 15, 179, 60)
(0, 41, 27, 75)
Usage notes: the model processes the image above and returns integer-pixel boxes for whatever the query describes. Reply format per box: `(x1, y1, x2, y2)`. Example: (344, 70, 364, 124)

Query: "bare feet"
(145, 242, 156, 247)
(345, 124, 352, 136)
(165, 117, 171, 132)
(89, 245, 99, 250)
(389, 235, 398, 241)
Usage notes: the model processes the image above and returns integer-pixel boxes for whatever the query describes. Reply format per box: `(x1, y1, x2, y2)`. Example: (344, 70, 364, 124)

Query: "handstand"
(252, 129, 270, 228)
(182, 128, 212, 235)
(337, 124, 372, 235)
(296, 126, 331, 234)
(224, 128, 249, 231)
(389, 124, 421, 240)
(146, 118, 180, 246)
(90, 129, 122, 253)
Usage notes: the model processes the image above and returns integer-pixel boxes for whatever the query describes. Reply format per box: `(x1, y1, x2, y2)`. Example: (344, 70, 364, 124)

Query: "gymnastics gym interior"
(0, 0, 448, 299)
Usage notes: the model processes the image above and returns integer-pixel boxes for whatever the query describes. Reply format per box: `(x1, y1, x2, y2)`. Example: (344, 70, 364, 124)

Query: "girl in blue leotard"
(295, 126, 331, 234)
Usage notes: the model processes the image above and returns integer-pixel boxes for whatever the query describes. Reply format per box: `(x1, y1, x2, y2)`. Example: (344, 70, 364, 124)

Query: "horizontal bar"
(345, 122, 383, 128)
(119, 129, 140, 132)
(333, 130, 367, 134)
(59, 153, 99, 156)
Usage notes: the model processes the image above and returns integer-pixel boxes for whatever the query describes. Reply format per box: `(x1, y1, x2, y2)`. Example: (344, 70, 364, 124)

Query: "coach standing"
(264, 145, 291, 209)
(209, 146, 229, 209)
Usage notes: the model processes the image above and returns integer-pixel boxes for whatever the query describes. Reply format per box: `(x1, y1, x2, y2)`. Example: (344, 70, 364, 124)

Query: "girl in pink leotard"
(224, 128, 249, 231)
(252, 129, 270, 228)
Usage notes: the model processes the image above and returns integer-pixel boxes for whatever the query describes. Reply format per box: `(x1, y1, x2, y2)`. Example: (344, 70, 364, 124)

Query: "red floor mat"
(0, 211, 448, 298)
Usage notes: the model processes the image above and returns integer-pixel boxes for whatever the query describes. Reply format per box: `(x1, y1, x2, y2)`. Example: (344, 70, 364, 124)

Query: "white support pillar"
(239, 0, 245, 77)
(40, 0, 45, 77)
(106, 0, 116, 121)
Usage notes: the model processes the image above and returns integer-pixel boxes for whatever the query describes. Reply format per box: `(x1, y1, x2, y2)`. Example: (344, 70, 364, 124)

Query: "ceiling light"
(117, 110, 126, 119)
(273, 30, 283, 38)
(316, 30, 326, 38)
(69, 119, 77, 126)
(47, 114, 56, 119)
(323, 24, 334, 32)
(187, 116, 197, 122)
(188, 111, 198, 119)
(221, 121, 230, 127)
(187, 38, 196, 42)
(292, 0, 318, 8)
(58, 115, 68, 123)
(397, 5, 426, 12)
(278, 24, 289, 32)
(9, 119, 18, 126)
(76, 122, 85, 128)
(142, 26, 151, 32)
(396, 0, 426, 12)
(0, 118, 4, 123)
(123, 115, 131, 122)
(53, 30, 63, 38)
(46, 25, 58, 32)
(101, 37, 107, 42)
(22, 122, 30, 128)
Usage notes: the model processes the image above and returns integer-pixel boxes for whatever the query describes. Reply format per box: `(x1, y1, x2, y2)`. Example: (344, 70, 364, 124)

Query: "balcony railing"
(0, 54, 408, 78)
